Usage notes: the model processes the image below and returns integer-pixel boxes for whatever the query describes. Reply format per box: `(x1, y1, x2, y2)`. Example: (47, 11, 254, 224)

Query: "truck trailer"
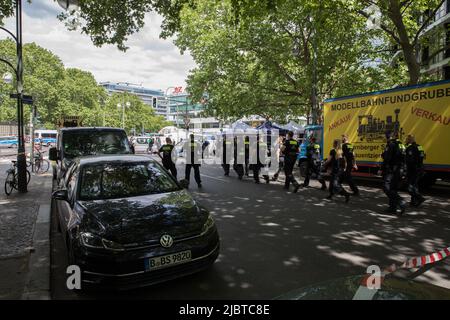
(300, 80, 450, 186)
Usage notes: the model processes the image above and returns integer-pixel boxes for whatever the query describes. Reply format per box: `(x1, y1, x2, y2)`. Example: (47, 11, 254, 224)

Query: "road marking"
(200, 173, 230, 182)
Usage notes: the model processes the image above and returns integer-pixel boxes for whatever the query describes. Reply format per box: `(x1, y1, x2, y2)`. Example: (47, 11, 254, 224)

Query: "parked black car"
(52, 155, 220, 289)
(49, 127, 133, 185)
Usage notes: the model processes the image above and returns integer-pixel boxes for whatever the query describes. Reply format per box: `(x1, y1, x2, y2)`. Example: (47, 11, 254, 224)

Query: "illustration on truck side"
(357, 109, 404, 142)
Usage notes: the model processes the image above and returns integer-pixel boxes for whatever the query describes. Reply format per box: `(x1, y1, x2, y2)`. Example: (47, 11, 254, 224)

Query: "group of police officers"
(156, 130, 426, 216)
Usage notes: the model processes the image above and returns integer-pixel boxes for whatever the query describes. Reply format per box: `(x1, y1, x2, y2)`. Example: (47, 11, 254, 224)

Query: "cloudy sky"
(2, 0, 196, 92)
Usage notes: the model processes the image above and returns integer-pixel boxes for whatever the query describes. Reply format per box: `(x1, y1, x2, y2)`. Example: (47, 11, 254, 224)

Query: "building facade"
(100, 82, 168, 117)
(419, 1, 450, 80)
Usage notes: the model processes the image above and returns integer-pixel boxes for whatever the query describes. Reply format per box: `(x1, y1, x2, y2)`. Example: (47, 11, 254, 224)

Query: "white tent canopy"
(231, 120, 252, 130)
(282, 121, 304, 133)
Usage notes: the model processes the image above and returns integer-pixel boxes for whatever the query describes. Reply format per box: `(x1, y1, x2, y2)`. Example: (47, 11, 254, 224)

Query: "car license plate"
(146, 250, 192, 270)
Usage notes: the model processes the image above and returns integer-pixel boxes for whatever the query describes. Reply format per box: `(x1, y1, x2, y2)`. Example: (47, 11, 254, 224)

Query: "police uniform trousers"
(303, 160, 326, 188)
(338, 167, 359, 194)
(222, 163, 230, 175)
(406, 167, 424, 205)
(383, 167, 404, 210)
(284, 157, 299, 188)
(233, 164, 244, 178)
(185, 164, 201, 185)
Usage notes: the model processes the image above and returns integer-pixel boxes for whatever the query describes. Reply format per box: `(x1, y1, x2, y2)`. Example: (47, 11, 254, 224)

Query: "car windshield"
(62, 131, 131, 158)
(79, 162, 181, 200)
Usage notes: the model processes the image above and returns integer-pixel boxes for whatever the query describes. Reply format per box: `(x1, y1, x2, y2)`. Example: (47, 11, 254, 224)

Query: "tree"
(0, 38, 169, 133)
(342, 0, 446, 85)
(174, 0, 384, 123)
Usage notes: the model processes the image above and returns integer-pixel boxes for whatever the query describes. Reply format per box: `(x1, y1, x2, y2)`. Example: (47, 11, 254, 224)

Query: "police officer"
(244, 135, 250, 176)
(222, 134, 232, 176)
(158, 137, 177, 179)
(233, 136, 245, 180)
(272, 136, 285, 181)
(324, 139, 350, 202)
(340, 134, 359, 196)
(281, 131, 300, 192)
(252, 135, 270, 184)
(303, 136, 326, 190)
(405, 134, 426, 207)
(381, 131, 406, 215)
(184, 134, 202, 188)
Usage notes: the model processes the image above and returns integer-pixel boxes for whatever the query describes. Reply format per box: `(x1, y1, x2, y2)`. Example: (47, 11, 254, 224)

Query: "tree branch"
(413, 0, 446, 45)
(358, 9, 400, 44)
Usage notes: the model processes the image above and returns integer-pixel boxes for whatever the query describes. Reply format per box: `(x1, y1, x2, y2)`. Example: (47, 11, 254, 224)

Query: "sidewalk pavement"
(0, 167, 53, 299)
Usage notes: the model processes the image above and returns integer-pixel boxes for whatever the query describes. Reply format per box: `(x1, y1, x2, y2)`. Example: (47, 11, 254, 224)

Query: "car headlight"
(201, 215, 215, 235)
(80, 232, 124, 251)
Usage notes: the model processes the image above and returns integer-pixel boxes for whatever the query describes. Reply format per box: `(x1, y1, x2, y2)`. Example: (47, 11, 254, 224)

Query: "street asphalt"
(49, 155, 450, 299)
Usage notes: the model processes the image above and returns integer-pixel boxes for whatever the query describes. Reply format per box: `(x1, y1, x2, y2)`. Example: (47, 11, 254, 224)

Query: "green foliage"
(174, 0, 387, 122)
(0, 39, 168, 133)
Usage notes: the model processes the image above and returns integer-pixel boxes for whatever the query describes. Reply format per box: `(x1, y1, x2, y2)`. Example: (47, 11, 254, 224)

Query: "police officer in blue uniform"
(381, 131, 406, 215)
(281, 131, 300, 192)
(405, 134, 426, 207)
(184, 134, 202, 188)
(158, 137, 177, 179)
(303, 136, 327, 190)
(339, 134, 359, 195)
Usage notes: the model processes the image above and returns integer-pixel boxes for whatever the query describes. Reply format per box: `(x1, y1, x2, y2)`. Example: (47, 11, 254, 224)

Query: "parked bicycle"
(27, 149, 50, 174)
(4, 160, 31, 195)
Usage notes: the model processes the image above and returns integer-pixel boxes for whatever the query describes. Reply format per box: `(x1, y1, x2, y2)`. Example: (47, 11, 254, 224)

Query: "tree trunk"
(387, 0, 421, 85)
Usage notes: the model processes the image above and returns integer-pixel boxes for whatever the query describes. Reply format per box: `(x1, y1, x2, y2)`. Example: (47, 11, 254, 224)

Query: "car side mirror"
(49, 147, 58, 161)
(52, 189, 68, 201)
(179, 179, 189, 189)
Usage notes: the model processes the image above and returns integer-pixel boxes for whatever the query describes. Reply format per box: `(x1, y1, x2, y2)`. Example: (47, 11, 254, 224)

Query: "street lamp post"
(0, 0, 27, 192)
(117, 101, 130, 130)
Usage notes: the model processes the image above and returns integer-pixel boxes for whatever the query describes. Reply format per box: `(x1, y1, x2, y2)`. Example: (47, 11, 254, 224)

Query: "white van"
(130, 136, 150, 154)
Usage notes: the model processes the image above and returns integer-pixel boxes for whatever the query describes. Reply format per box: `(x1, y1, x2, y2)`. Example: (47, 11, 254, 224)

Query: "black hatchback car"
(52, 155, 220, 289)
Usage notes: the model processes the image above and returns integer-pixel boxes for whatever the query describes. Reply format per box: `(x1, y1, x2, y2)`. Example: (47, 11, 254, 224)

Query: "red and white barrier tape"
(353, 246, 450, 300)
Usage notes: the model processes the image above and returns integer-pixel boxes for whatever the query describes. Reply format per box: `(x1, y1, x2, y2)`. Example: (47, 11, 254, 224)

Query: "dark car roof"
(60, 127, 126, 132)
(74, 155, 154, 167)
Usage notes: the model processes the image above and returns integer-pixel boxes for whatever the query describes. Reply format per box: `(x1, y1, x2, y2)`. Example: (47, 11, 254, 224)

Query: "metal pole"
(16, 0, 27, 193)
(122, 103, 125, 129)
(30, 106, 34, 172)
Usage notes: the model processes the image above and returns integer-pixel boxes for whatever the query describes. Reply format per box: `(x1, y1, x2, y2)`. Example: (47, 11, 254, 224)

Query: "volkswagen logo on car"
(160, 234, 174, 248)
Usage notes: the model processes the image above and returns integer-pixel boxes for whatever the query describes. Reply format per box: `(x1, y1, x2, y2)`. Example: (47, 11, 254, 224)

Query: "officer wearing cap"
(381, 130, 406, 215)
(303, 135, 326, 190)
(405, 134, 426, 207)
(281, 131, 300, 192)
(339, 134, 359, 196)
(158, 137, 177, 179)
(184, 134, 202, 188)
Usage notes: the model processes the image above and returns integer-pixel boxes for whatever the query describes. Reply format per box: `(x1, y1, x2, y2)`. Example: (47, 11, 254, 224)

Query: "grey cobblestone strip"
(0, 201, 39, 259)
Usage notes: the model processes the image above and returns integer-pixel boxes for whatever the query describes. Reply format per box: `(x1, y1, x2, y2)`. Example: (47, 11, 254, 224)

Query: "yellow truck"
(321, 80, 450, 186)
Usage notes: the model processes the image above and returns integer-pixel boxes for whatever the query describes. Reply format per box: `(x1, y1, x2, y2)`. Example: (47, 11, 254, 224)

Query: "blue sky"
(2, 0, 196, 92)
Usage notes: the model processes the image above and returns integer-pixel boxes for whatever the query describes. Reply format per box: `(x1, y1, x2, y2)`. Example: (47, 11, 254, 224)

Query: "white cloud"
(2, 0, 196, 91)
